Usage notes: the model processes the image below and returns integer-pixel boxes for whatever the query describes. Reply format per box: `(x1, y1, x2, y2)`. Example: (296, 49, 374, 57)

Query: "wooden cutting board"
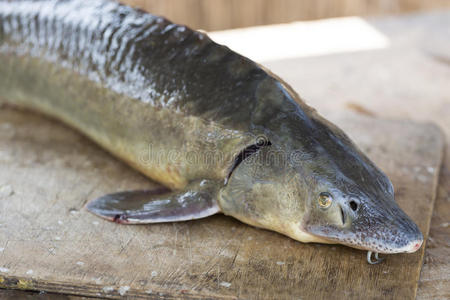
(0, 107, 444, 299)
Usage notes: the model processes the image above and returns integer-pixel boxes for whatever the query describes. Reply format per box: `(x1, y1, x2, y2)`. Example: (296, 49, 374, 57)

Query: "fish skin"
(0, 0, 423, 254)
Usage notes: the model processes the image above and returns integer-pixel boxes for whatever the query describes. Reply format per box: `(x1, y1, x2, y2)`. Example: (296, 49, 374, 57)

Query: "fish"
(0, 0, 423, 264)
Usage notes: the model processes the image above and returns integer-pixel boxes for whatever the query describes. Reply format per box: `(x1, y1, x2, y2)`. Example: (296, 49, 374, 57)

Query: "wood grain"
(0, 107, 443, 299)
(0, 289, 97, 300)
(123, 0, 450, 30)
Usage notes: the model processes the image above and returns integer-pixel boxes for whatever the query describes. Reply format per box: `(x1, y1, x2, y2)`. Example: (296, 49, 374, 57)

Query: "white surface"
(208, 17, 389, 62)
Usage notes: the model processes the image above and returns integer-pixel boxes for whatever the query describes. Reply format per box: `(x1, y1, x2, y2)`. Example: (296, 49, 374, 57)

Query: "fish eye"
(318, 192, 333, 208)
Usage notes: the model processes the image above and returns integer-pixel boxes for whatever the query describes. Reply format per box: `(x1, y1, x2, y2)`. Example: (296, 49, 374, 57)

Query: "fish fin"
(85, 181, 221, 224)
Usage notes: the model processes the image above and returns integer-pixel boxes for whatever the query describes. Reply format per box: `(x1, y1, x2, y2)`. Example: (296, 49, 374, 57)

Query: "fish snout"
(348, 199, 424, 254)
(381, 213, 424, 254)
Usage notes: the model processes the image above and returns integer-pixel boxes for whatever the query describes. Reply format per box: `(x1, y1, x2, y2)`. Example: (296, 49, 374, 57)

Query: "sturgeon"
(0, 0, 423, 263)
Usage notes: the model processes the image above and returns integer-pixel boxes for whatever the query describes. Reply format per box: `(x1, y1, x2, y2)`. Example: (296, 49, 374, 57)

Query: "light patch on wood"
(118, 286, 130, 296)
(102, 286, 114, 293)
(0, 184, 13, 198)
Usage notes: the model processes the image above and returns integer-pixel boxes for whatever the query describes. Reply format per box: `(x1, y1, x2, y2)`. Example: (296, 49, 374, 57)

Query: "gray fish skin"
(0, 0, 423, 254)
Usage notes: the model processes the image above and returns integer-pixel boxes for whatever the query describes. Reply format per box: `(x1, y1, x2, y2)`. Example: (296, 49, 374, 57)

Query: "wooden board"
(417, 155, 450, 299)
(0, 289, 95, 300)
(122, 0, 450, 30)
(0, 107, 443, 299)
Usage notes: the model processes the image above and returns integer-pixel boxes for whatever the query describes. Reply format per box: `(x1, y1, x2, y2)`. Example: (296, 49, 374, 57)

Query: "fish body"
(0, 0, 423, 259)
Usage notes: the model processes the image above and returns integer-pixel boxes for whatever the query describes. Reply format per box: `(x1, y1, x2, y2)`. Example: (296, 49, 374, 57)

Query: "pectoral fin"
(86, 181, 221, 224)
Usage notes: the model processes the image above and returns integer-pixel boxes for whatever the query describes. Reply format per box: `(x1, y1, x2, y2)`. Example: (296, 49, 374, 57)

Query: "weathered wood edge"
(412, 125, 445, 299)
(416, 133, 448, 299)
(0, 275, 237, 299)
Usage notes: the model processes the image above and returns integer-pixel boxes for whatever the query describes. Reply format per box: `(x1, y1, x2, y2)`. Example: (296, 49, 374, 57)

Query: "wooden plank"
(0, 289, 97, 300)
(417, 159, 450, 299)
(122, 0, 450, 30)
(0, 106, 443, 299)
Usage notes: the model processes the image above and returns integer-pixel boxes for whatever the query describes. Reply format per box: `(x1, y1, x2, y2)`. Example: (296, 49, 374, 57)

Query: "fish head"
(294, 116, 424, 254)
(219, 115, 423, 254)
(301, 175, 424, 254)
